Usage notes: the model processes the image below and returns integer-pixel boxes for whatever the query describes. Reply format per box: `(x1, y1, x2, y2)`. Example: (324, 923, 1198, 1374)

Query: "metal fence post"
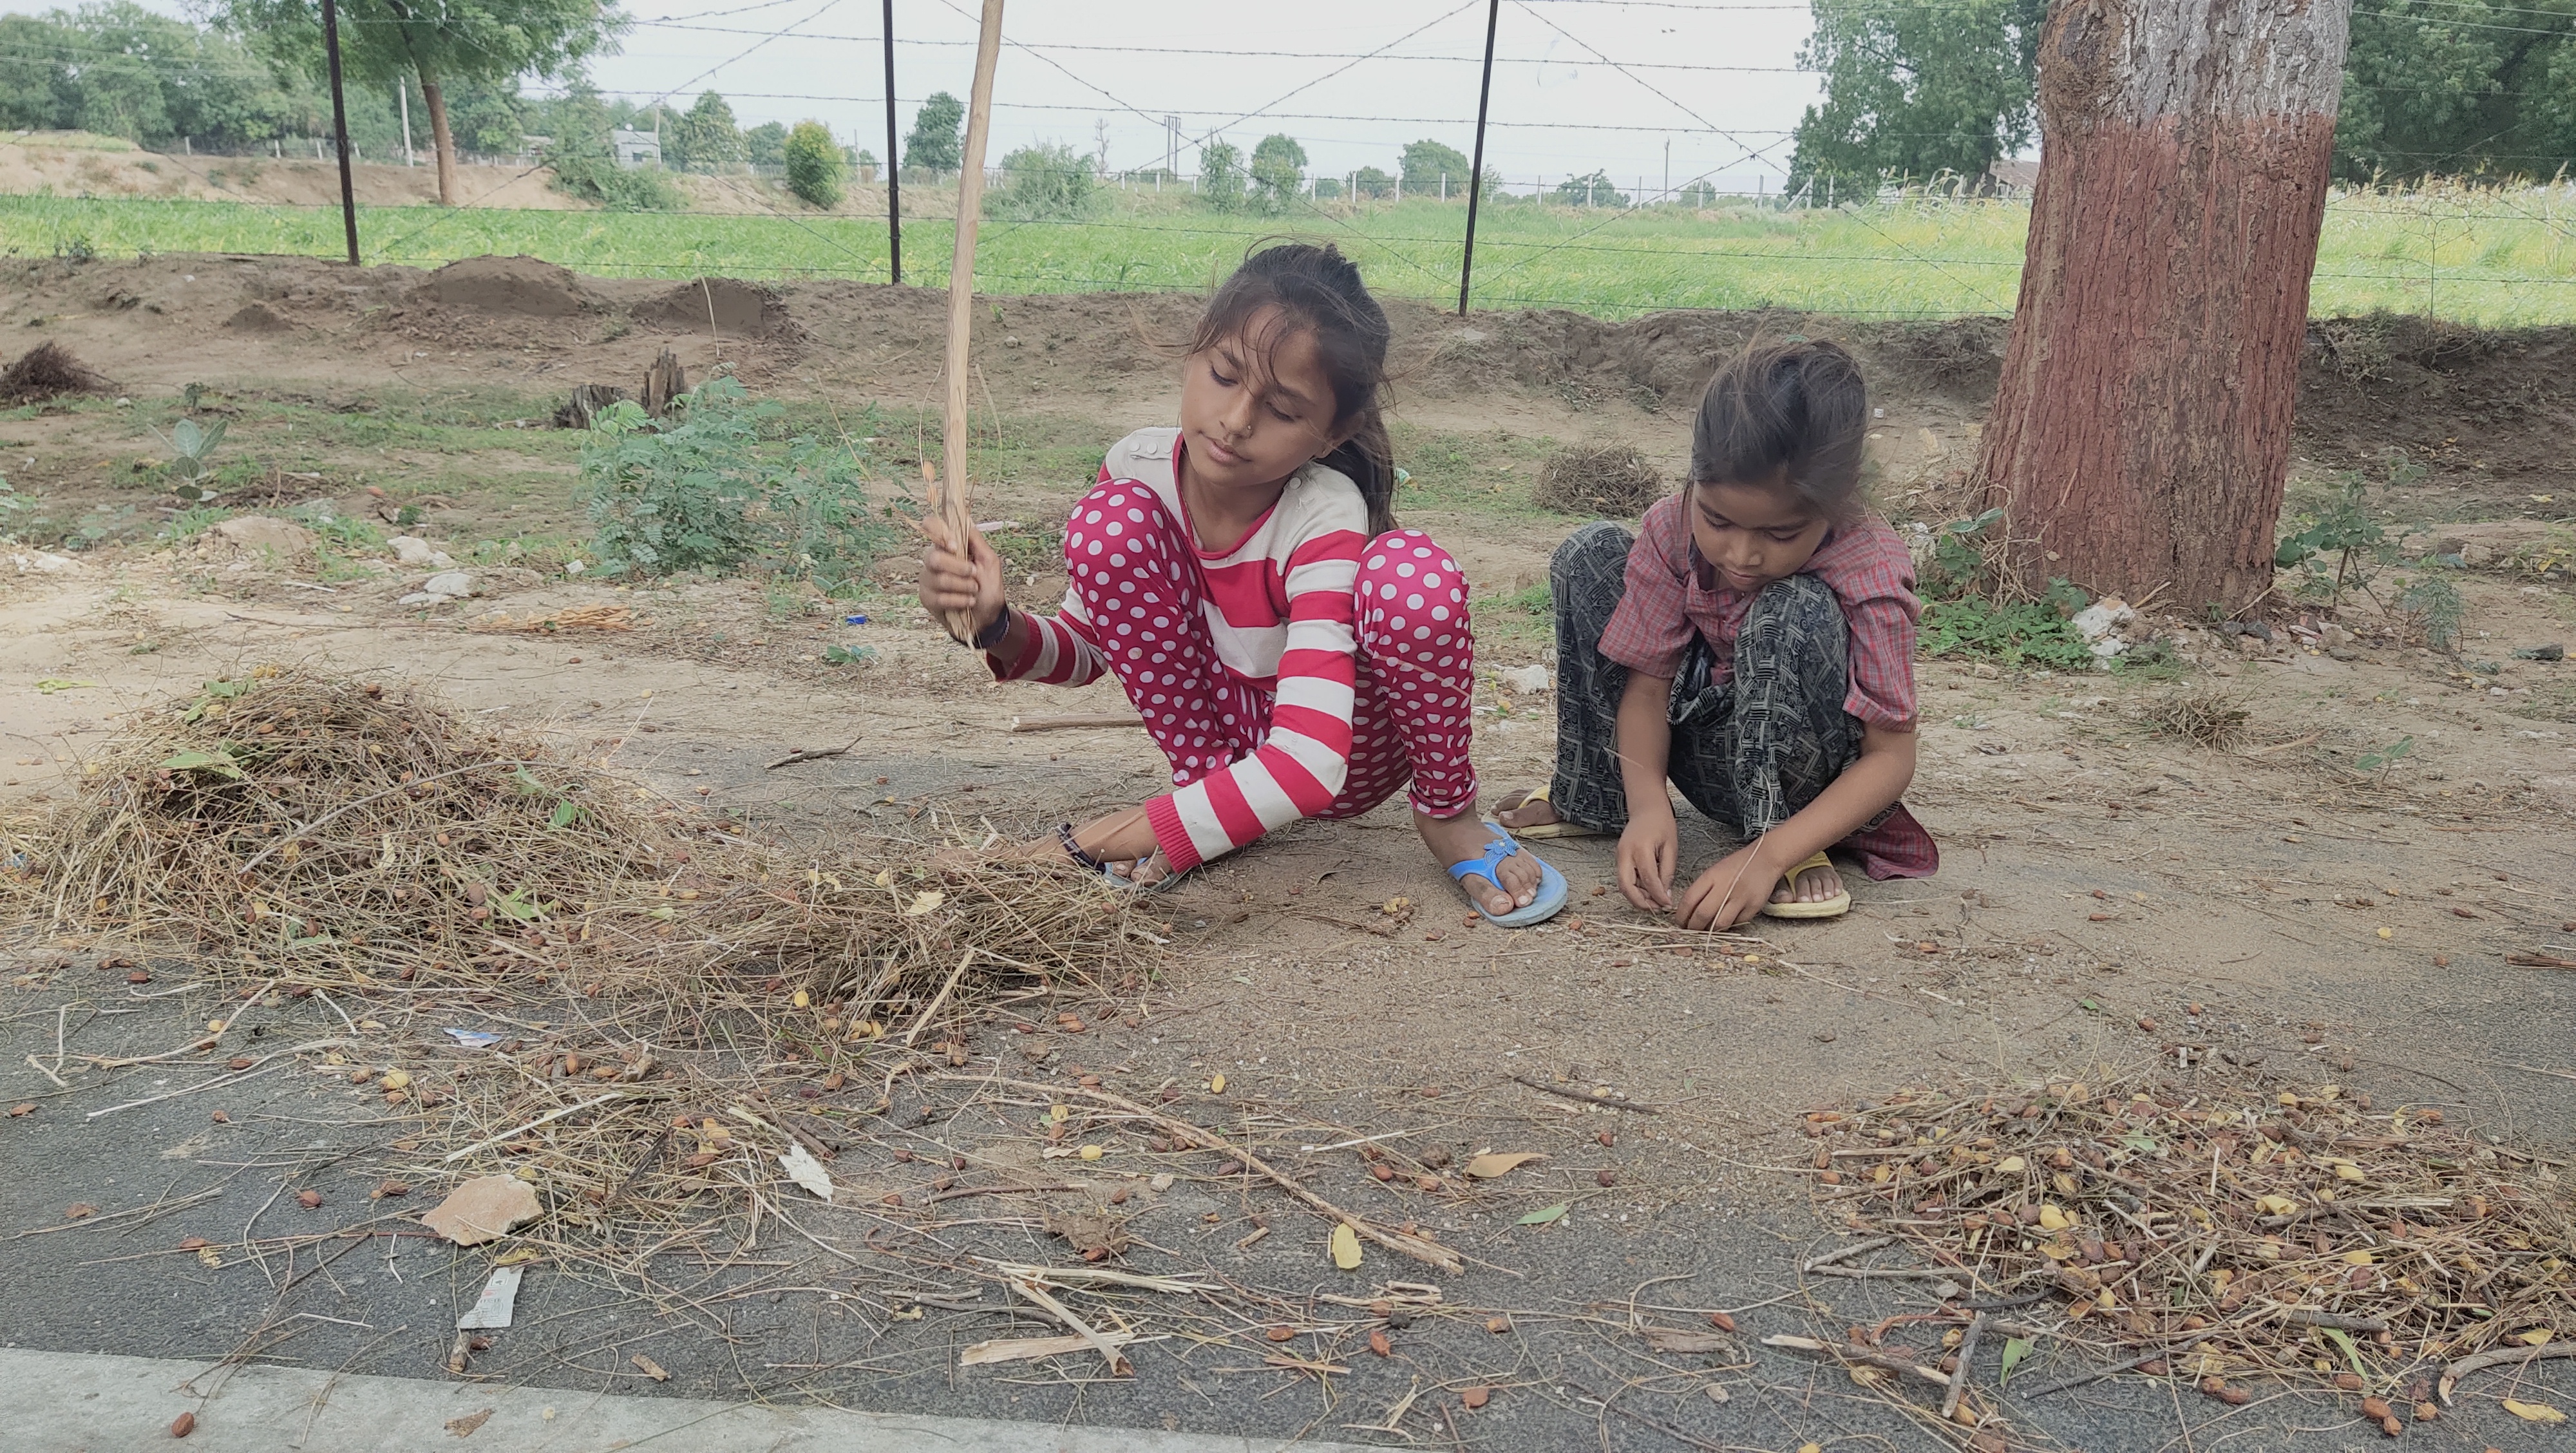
(882, 0, 902, 285)
(319, 0, 358, 265)
(1457, 0, 1499, 316)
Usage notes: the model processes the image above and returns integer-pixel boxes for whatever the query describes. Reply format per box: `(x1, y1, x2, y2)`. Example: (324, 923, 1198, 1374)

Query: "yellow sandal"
(1499, 783, 1602, 840)
(1757, 850, 1852, 919)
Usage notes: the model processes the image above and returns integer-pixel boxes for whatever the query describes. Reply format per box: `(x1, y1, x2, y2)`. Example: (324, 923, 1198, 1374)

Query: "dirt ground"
(0, 132, 583, 211)
(3, 253, 2573, 1451)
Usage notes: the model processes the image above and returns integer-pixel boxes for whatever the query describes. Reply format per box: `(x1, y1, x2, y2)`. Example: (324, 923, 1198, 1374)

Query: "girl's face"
(1689, 476, 1832, 593)
(1177, 306, 1349, 496)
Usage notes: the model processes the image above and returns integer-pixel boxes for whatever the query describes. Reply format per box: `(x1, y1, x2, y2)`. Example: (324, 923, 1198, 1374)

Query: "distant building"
(611, 129, 662, 169)
(1991, 158, 2040, 196)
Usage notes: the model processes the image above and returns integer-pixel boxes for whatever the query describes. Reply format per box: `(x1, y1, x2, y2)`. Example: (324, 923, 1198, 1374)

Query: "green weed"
(1920, 597, 2096, 670)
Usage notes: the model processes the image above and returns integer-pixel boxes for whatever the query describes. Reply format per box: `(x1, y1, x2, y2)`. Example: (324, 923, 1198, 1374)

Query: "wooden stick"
(1009, 712, 1144, 734)
(765, 735, 862, 770)
(1506, 1072, 1663, 1114)
(2015, 1330, 2215, 1400)
(949, 1074, 1463, 1273)
(1941, 1311, 1989, 1420)
(930, 0, 1005, 642)
(1005, 1271, 1130, 1376)
(1801, 1235, 1895, 1271)
(2439, 1342, 2576, 1404)
(900, 949, 978, 1046)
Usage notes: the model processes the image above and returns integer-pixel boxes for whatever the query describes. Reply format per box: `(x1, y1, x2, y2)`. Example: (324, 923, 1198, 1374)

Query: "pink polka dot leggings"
(1062, 488, 1481, 826)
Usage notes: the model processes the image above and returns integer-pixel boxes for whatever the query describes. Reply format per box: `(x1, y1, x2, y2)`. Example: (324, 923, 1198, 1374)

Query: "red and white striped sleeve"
(1144, 496, 1364, 871)
(987, 583, 1109, 687)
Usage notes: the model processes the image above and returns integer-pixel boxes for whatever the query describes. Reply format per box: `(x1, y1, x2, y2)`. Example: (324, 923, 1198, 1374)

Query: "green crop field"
(5, 182, 2573, 325)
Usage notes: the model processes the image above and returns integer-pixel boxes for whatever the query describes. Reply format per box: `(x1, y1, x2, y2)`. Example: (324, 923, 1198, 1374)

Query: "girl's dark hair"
(1689, 337, 1870, 524)
(1189, 242, 1397, 535)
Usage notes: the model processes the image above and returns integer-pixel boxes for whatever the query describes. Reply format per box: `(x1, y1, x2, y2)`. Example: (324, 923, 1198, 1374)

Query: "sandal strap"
(1446, 831, 1517, 886)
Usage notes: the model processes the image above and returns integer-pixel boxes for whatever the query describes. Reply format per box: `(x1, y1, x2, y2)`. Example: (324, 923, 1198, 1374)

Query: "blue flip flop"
(1447, 828, 1567, 929)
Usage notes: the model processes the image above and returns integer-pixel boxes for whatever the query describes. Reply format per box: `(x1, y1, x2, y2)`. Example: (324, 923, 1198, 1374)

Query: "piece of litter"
(444, 1029, 504, 1049)
(420, 1175, 543, 1246)
(960, 1329, 1141, 1367)
(455, 1264, 524, 1329)
(780, 1141, 835, 1202)
(843, 613, 869, 625)
(630, 1353, 670, 1381)
(444, 1409, 493, 1437)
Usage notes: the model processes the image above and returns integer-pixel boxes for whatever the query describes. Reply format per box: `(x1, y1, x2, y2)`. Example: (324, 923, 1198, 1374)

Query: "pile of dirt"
(421, 255, 597, 318)
(0, 340, 109, 402)
(632, 276, 784, 339)
(2297, 316, 2576, 481)
(223, 301, 289, 334)
(1533, 441, 1666, 516)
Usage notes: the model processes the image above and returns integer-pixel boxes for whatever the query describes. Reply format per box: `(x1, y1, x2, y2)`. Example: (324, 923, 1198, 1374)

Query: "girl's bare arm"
(1674, 721, 1917, 930)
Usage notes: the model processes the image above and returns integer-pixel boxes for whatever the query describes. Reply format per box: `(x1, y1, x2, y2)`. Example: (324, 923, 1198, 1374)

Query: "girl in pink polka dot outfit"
(919, 243, 1564, 926)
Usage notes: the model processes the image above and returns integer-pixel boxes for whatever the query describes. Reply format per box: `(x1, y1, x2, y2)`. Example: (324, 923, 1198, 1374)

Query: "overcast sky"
(6, 0, 1828, 195)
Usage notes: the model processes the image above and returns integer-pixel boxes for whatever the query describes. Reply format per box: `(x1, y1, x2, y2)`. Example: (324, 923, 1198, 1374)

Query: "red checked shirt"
(1596, 493, 1937, 879)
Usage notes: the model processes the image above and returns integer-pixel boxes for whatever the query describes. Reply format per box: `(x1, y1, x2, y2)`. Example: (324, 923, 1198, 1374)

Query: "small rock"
(1461, 1386, 1491, 1409)
(170, 1411, 196, 1438)
(295, 1189, 322, 1209)
(10, 550, 84, 574)
(1502, 663, 1551, 695)
(388, 535, 435, 565)
(1148, 1172, 1175, 1193)
(396, 592, 442, 606)
(420, 1174, 543, 1245)
(423, 570, 477, 599)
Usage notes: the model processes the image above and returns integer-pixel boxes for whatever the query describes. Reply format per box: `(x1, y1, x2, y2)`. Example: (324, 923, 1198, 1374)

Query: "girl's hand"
(918, 531, 1006, 643)
(1672, 842, 1776, 931)
(1616, 806, 1678, 913)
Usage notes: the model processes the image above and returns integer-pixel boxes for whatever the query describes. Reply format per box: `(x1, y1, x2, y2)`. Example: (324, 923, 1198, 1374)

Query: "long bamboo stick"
(933, 0, 1006, 641)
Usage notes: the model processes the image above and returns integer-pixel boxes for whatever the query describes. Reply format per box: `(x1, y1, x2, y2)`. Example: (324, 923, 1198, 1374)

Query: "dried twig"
(1941, 1311, 1989, 1419)
(764, 736, 862, 770)
(2439, 1342, 2576, 1403)
(1506, 1073, 1663, 1114)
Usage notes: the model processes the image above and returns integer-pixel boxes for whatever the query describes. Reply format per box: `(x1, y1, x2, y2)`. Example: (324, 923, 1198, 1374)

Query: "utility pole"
(319, 0, 359, 265)
(1662, 137, 1669, 203)
(399, 79, 414, 167)
(1166, 115, 1179, 177)
(1456, 0, 1500, 315)
(882, 0, 902, 284)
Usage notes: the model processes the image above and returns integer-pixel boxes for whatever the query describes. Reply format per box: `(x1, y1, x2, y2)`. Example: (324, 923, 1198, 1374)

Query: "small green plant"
(2394, 573, 2466, 650)
(2275, 471, 2388, 607)
(1920, 597, 2097, 670)
(151, 415, 229, 502)
(822, 643, 876, 665)
(580, 377, 893, 587)
(2355, 734, 2415, 778)
(1199, 140, 1247, 212)
(1922, 507, 2003, 600)
(181, 382, 207, 412)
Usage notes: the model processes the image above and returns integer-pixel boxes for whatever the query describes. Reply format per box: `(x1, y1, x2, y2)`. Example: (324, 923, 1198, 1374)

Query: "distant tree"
(2336, 0, 2576, 182)
(1788, 0, 2042, 194)
(664, 89, 740, 173)
(784, 119, 843, 208)
(1249, 133, 1306, 212)
(1352, 164, 1395, 198)
(1199, 139, 1246, 211)
(1553, 170, 1629, 207)
(848, 145, 876, 179)
(218, 0, 623, 205)
(1312, 174, 1343, 200)
(532, 76, 679, 209)
(743, 119, 786, 168)
(1399, 138, 1473, 196)
(903, 90, 962, 175)
(988, 140, 1094, 218)
(0, 5, 307, 149)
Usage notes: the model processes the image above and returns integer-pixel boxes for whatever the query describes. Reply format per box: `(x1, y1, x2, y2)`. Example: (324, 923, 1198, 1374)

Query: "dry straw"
(1534, 442, 1665, 517)
(1795, 1072, 2574, 1392)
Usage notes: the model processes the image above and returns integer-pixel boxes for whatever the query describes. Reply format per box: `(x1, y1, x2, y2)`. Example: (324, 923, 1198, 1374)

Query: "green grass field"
(5, 181, 2573, 324)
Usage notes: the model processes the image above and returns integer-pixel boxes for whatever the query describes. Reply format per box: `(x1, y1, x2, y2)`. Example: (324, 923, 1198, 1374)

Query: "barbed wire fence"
(2, 0, 2573, 325)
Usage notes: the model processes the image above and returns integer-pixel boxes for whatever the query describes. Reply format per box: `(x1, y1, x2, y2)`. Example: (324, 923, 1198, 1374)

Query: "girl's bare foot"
(1770, 857, 1843, 905)
(1494, 788, 1561, 833)
(1104, 850, 1177, 887)
(1416, 808, 1543, 915)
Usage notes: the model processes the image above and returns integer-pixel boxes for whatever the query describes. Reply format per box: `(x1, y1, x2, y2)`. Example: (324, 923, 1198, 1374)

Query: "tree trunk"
(1971, 0, 2353, 614)
(419, 70, 457, 207)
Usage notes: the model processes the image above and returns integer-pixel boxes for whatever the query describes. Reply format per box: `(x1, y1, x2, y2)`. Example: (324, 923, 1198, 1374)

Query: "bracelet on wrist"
(1056, 822, 1101, 871)
(970, 606, 1013, 651)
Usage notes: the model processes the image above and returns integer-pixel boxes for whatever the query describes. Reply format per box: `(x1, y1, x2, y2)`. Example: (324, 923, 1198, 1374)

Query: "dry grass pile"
(0, 340, 109, 403)
(1534, 442, 1665, 517)
(2143, 687, 2252, 749)
(3, 667, 1156, 1009)
(1796, 1074, 2575, 1400)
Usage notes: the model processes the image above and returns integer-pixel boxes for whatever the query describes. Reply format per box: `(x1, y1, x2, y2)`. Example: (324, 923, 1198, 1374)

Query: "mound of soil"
(224, 301, 289, 334)
(2298, 316, 2576, 480)
(422, 256, 596, 318)
(632, 277, 784, 339)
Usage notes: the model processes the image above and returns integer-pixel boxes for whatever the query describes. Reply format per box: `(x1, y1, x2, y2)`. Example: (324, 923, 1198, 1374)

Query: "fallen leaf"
(2037, 1204, 2070, 1231)
(1368, 1329, 1391, 1357)
(1209, 1073, 1226, 1094)
(1995, 1155, 2026, 1173)
(2505, 1399, 2566, 1423)
(1461, 1386, 1490, 1409)
(1517, 1203, 1569, 1226)
(1463, 1152, 1544, 1179)
(444, 1408, 493, 1437)
(2255, 1194, 2300, 1216)
(1704, 1384, 1730, 1403)
(960, 1329, 1139, 1366)
(420, 1175, 543, 1246)
(1331, 1222, 1363, 1270)
(64, 1202, 96, 1219)
(779, 1142, 835, 1202)
(905, 890, 945, 916)
(2000, 1336, 2032, 1384)
(630, 1353, 670, 1382)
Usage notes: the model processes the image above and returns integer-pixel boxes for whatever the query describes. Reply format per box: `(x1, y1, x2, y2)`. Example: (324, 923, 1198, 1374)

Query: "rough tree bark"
(419, 70, 458, 207)
(1971, 0, 2353, 613)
